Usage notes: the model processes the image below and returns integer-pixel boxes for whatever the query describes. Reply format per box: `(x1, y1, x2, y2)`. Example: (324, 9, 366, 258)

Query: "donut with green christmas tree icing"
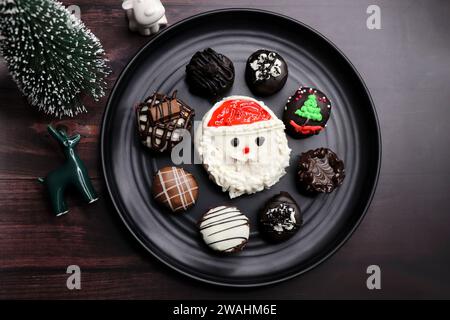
(282, 87, 332, 138)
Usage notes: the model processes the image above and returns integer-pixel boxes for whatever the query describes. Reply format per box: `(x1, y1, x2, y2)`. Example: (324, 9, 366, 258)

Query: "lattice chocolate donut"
(136, 91, 194, 152)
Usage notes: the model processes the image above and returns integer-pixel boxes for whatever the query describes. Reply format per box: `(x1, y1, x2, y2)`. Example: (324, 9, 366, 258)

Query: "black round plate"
(101, 9, 381, 287)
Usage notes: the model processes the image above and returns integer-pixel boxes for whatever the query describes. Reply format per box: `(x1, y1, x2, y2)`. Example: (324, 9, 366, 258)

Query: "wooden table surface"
(1, 0, 450, 299)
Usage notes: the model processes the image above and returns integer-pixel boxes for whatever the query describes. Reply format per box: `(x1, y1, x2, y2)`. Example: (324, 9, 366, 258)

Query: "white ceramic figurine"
(122, 0, 168, 36)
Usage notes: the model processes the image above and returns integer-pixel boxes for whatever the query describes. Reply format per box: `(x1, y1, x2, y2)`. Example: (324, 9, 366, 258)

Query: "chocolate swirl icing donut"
(297, 148, 345, 193)
(186, 48, 235, 98)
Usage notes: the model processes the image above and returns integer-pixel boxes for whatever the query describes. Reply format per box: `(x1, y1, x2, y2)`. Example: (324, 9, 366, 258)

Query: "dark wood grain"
(1, 0, 450, 299)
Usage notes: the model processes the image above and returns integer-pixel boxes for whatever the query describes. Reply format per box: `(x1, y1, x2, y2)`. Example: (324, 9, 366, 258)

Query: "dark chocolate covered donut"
(245, 49, 288, 96)
(283, 87, 331, 138)
(259, 192, 302, 242)
(185, 48, 234, 98)
(297, 148, 345, 193)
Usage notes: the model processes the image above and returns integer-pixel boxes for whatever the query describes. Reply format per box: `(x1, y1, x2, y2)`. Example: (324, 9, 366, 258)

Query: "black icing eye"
(256, 136, 265, 146)
(231, 137, 239, 147)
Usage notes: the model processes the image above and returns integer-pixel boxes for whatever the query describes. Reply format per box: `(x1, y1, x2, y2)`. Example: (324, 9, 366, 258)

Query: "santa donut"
(195, 96, 291, 198)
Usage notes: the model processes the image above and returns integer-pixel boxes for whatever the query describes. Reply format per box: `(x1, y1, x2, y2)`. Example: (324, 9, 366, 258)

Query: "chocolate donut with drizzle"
(151, 166, 199, 213)
(297, 148, 345, 193)
(136, 91, 194, 153)
(186, 48, 235, 98)
(199, 206, 250, 253)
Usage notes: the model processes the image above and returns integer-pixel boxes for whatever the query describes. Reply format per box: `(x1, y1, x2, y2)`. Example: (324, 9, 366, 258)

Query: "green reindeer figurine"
(38, 125, 98, 216)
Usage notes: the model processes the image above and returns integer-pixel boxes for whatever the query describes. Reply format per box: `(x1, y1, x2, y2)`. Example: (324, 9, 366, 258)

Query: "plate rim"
(100, 8, 382, 288)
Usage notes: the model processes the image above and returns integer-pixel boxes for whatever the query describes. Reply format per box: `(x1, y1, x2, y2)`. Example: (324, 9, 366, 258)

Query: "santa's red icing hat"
(203, 96, 285, 133)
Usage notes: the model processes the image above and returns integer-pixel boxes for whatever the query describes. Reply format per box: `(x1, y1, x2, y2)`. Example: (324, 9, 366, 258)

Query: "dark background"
(0, 0, 449, 299)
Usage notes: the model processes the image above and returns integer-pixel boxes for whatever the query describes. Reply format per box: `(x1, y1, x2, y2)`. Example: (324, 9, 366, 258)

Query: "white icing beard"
(196, 96, 291, 199)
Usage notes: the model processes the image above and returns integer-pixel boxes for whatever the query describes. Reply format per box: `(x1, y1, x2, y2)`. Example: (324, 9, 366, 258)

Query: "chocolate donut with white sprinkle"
(259, 192, 302, 242)
(245, 49, 288, 96)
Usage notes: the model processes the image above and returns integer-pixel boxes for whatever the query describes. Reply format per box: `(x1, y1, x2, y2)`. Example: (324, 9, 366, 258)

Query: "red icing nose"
(243, 146, 250, 154)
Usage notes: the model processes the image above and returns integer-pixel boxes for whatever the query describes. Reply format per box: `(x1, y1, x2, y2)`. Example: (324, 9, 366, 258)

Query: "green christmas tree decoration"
(295, 94, 323, 122)
(0, 0, 110, 118)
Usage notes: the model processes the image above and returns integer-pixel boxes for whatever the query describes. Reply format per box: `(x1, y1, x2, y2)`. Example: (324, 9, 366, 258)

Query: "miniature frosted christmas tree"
(295, 94, 323, 122)
(0, 0, 109, 117)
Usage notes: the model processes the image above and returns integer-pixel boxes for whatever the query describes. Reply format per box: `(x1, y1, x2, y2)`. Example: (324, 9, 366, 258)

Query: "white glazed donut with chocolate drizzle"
(199, 206, 250, 253)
